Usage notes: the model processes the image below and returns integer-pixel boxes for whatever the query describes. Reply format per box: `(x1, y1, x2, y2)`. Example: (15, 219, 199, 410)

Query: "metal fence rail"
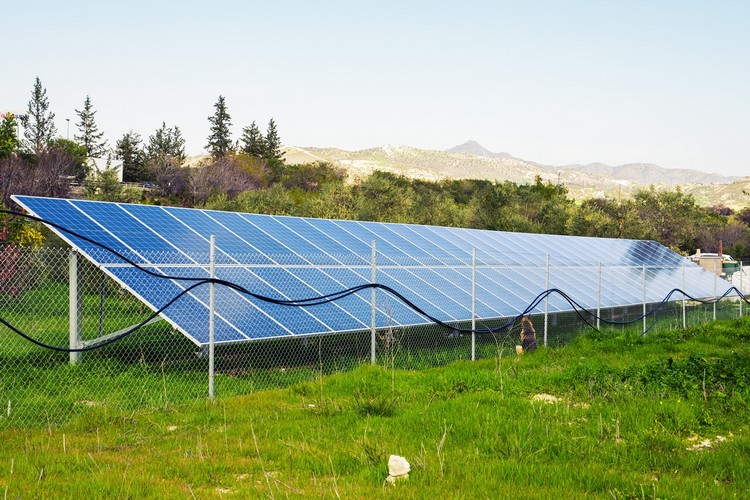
(0, 244, 743, 428)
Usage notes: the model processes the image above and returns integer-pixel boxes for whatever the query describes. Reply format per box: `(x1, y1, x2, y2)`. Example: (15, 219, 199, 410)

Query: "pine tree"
(0, 113, 19, 159)
(264, 118, 284, 161)
(74, 95, 108, 158)
(116, 132, 149, 182)
(206, 95, 233, 158)
(240, 121, 266, 158)
(21, 77, 57, 155)
(146, 122, 186, 163)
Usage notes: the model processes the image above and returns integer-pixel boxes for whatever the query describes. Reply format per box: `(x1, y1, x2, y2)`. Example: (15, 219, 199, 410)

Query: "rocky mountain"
(282, 142, 748, 208)
(448, 141, 740, 186)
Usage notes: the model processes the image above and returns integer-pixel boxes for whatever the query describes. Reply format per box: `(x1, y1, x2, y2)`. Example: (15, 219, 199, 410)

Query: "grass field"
(1, 317, 748, 497)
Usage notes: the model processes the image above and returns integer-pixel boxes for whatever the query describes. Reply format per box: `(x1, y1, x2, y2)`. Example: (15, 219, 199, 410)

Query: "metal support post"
(740, 262, 744, 318)
(713, 274, 717, 322)
(209, 235, 216, 401)
(682, 264, 686, 329)
(471, 248, 476, 361)
(597, 263, 601, 330)
(69, 249, 82, 364)
(371, 240, 377, 365)
(544, 255, 549, 347)
(642, 264, 647, 334)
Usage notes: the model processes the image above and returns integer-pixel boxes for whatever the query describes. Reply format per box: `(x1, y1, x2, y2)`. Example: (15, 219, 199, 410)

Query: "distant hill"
(281, 142, 748, 208)
(559, 162, 740, 186)
(448, 141, 739, 186)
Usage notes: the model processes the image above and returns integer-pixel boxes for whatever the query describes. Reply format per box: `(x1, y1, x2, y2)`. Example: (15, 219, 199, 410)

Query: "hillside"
(283, 142, 747, 208)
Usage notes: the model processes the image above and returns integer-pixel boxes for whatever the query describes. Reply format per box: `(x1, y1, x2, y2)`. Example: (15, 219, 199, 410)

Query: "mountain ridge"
(447, 140, 739, 186)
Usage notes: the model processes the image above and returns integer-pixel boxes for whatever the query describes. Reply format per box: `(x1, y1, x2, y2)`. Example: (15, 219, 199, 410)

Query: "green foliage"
(0, 113, 19, 159)
(85, 168, 142, 203)
(74, 95, 108, 158)
(264, 118, 284, 161)
(115, 131, 149, 182)
(49, 138, 88, 182)
(146, 121, 186, 163)
(205, 95, 232, 158)
(21, 76, 56, 155)
(239, 121, 266, 158)
(354, 171, 415, 222)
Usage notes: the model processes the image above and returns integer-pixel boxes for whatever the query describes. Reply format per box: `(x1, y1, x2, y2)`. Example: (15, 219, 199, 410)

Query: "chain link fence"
(0, 243, 744, 428)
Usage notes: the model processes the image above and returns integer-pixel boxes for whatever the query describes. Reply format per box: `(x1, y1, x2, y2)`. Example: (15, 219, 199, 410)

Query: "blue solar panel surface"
(12, 195, 732, 346)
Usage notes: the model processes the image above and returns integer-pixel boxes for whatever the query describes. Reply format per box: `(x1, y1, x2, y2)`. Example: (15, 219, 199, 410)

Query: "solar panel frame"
(12, 195, 734, 347)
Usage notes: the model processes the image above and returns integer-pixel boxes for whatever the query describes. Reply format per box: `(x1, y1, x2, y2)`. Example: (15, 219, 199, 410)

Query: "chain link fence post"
(544, 255, 549, 347)
(370, 240, 376, 365)
(69, 249, 82, 364)
(597, 263, 602, 330)
(209, 235, 215, 401)
(471, 247, 476, 361)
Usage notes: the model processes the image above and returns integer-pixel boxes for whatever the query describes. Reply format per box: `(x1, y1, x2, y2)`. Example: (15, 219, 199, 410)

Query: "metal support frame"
(713, 274, 717, 322)
(69, 249, 82, 364)
(642, 264, 647, 334)
(544, 255, 549, 347)
(471, 248, 476, 361)
(371, 240, 377, 365)
(596, 263, 602, 330)
(682, 264, 686, 329)
(209, 235, 216, 401)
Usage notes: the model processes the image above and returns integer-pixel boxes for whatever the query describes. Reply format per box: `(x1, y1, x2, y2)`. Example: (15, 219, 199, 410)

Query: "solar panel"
(12, 195, 732, 346)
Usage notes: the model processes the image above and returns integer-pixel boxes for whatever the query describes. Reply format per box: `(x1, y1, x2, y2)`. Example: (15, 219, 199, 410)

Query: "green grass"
(0, 317, 748, 497)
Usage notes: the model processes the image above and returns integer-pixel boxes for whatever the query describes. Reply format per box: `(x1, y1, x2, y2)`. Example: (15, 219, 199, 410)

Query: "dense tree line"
(2, 77, 750, 261)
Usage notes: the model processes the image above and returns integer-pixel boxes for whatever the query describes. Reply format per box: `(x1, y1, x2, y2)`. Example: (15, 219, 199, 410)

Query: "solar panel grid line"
(473, 255, 549, 312)
(88, 203, 257, 343)
(317, 218, 463, 322)
(61, 200, 248, 344)
(356, 222, 487, 318)
(335, 220, 468, 321)
(86, 202, 309, 342)
(114, 203, 285, 341)
(226, 213, 385, 330)
(375, 223, 505, 315)
(265, 214, 390, 319)
(160, 207, 342, 334)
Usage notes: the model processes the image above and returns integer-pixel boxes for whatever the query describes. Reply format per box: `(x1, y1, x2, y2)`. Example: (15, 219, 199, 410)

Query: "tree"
(206, 95, 233, 158)
(49, 138, 88, 182)
(0, 113, 19, 159)
(146, 122, 186, 163)
(240, 121, 266, 158)
(145, 122, 188, 198)
(116, 132, 149, 182)
(264, 118, 284, 161)
(21, 77, 57, 155)
(74, 95, 107, 158)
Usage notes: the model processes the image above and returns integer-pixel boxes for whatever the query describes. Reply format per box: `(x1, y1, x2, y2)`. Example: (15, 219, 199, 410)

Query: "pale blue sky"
(5, 1, 750, 176)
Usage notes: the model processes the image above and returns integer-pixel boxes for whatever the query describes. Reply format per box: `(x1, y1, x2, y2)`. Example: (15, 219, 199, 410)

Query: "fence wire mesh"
(0, 244, 744, 428)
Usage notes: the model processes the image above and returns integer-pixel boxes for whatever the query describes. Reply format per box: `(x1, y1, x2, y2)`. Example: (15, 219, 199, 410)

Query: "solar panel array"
(13, 195, 732, 346)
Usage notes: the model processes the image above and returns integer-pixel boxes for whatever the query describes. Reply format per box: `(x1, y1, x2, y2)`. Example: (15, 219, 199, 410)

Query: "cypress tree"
(264, 118, 284, 161)
(74, 95, 108, 158)
(146, 122, 186, 163)
(206, 95, 233, 158)
(116, 132, 149, 182)
(240, 121, 266, 158)
(21, 76, 57, 155)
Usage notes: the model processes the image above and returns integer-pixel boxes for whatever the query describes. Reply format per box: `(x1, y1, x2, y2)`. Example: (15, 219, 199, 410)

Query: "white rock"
(388, 455, 410, 477)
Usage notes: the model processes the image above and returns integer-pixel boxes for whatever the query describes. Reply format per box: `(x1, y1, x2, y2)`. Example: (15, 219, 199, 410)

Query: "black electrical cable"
(2, 208, 749, 352)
